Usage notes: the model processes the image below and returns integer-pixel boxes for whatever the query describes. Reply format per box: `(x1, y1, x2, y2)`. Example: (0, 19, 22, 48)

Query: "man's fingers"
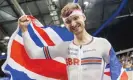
(19, 19, 31, 27)
(18, 15, 31, 28)
(25, 20, 31, 25)
(19, 18, 31, 24)
(18, 15, 28, 22)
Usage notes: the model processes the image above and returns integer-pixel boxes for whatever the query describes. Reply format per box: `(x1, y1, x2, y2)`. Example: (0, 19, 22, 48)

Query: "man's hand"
(18, 15, 31, 32)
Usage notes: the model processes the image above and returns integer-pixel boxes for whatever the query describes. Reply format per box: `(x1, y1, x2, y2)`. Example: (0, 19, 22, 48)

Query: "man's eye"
(73, 17, 78, 20)
(66, 20, 71, 24)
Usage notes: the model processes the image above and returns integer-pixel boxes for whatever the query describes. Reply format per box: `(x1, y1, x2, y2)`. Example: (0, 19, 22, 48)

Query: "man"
(18, 3, 123, 80)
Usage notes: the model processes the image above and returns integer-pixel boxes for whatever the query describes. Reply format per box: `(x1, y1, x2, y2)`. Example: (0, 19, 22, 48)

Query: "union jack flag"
(2, 16, 128, 80)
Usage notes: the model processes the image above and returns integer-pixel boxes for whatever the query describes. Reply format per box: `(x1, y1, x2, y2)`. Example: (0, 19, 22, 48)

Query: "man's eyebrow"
(64, 10, 73, 17)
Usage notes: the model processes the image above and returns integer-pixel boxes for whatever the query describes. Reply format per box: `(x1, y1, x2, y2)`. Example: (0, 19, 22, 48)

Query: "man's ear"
(82, 14, 86, 21)
(64, 22, 68, 27)
(64, 23, 67, 26)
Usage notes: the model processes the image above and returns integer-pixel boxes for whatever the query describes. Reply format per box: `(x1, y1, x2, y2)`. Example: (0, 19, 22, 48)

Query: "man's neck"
(73, 30, 92, 45)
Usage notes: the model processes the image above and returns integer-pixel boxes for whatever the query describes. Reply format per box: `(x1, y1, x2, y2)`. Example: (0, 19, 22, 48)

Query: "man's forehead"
(66, 14, 81, 19)
(62, 10, 83, 22)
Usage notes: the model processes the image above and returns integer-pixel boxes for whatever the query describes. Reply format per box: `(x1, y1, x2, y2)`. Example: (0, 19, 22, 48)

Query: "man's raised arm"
(18, 15, 68, 59)
(22, 31, 45, 59)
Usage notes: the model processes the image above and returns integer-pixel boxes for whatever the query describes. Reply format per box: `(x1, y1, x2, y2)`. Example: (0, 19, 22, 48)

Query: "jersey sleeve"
(102, 38, 111, 64)
(22, 31, 45, 59)
(22, 31, 68, 59)
(43, 42, 68, 59)
(102, 38, 124, 80)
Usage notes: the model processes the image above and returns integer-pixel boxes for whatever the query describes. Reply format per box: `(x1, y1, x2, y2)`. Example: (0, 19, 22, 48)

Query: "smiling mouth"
(71, 25, 80, 30)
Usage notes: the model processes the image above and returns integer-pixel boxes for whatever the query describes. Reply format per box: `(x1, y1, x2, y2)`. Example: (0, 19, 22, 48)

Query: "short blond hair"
(61, 3, 82, 18)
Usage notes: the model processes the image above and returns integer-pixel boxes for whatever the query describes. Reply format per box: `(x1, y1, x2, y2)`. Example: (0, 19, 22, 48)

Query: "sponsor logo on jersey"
(83, 49, 96, 53)
(81, 57, 102, 65)
(66, 57, 102, 66)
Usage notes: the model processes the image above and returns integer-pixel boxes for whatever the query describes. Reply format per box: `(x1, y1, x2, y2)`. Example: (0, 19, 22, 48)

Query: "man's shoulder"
(93, 37, 111, 46)
(94, 37, 112, 51)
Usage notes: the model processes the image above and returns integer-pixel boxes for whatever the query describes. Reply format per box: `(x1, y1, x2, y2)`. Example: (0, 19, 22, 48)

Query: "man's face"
(63, 14, 86, 35)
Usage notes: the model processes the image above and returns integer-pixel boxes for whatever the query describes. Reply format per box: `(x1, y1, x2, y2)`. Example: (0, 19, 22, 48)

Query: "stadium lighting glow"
(84, 1, 91, 6)
(4, 36, 10, 40)
(52, 0, 58, 2)
(50, 13, 54, 16)
(61, 24, 65, 27)
(1, 52, 6, 55)
(84, 1, 89, 6)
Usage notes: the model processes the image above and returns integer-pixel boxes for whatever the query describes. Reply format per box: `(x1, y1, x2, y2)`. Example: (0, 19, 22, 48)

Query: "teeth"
(71, 25, 79, 30)
(73, 27, 77, 30)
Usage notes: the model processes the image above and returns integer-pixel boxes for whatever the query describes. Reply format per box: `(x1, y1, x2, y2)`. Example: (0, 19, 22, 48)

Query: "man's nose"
(71, 20, 76, 26)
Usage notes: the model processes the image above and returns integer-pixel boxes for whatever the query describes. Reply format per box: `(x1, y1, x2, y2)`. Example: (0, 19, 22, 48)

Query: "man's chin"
(70, 29, 82, 35)
(73, 31, 81, 35)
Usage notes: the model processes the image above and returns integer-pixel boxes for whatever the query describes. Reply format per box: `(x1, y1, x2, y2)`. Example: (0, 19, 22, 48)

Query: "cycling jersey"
(22, 31, 117, 80)
(46, 37, 111, 80)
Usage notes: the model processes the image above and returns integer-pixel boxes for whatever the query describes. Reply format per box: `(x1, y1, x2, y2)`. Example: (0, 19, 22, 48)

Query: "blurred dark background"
(0, 0, 133, 77)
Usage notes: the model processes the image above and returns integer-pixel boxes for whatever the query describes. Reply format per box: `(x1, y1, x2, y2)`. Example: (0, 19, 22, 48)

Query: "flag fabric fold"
(1, 16, 128, 80)
(2, 15, 73, 80)
(103, 48, 128, 80)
